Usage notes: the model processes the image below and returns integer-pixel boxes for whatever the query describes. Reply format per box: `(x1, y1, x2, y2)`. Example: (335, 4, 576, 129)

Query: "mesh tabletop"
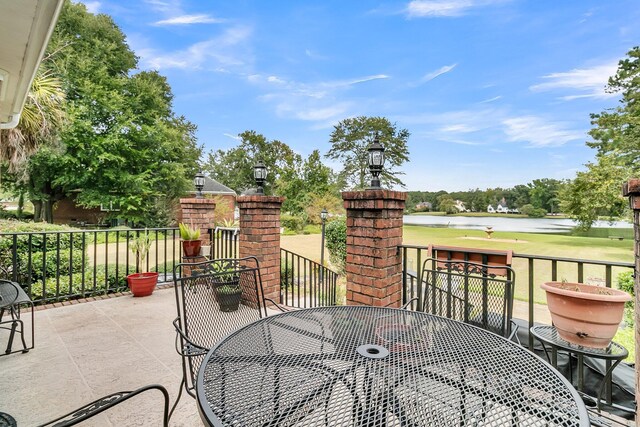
(530, 325, 628, 360)
(197, 306, 590, 427)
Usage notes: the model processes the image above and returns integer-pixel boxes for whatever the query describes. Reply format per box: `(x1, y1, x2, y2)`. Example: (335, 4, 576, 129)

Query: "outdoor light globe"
(367, 135, 385, 188)
(194, 171, 205, 198)
(320, 208, 328, 222)
(254, 161, 268, 194)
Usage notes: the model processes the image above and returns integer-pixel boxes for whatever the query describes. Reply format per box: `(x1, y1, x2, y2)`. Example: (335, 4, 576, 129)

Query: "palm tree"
(0, 69, 65, 172)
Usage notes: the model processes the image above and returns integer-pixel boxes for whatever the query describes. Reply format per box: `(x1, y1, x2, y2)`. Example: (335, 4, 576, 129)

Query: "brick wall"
(342, 190, 406, 307)
(236, 195, 284, 304)
(177, 198, 216, 244)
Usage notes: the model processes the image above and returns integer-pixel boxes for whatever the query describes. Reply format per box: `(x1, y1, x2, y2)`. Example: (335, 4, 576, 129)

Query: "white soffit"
(0, 0, 64, 129)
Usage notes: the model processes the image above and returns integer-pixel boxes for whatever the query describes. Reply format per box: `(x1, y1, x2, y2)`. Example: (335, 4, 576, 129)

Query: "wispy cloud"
(420, 64, 457, 83)
(154, 14, 224, 25)
(139, 25, 252, 70)
(502, 116, 583, 147)
(405, 0, 507, 18)
(223, 133, 241, 141)
(479, 95, 502, 103)
(529, 62, 618, 100)
(305, 49, 328, 60)
(80, 1, 101, 14)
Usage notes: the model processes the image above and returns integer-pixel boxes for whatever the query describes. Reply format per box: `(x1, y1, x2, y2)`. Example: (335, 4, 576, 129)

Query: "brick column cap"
(179, 198, 217, 205)
(622, 179, 640, 196)
(342, 190, 407, 202)
(237, 195, 285, 204)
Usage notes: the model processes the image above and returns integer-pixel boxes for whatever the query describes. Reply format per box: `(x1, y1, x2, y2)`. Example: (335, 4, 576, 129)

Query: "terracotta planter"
(127, 272, 159, 297)
(182, 240, 202, 257)
(541, 281, 631, 348)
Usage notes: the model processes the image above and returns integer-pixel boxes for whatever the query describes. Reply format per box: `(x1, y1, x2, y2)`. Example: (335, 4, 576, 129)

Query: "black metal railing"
(207, 227, 239, 259)
(398, 243, 635, 409)
(280, 248, 338, 308)
(0, 228, 182, 305)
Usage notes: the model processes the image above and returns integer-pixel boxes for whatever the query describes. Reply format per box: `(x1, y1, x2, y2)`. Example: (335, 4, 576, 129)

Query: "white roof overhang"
(0, 0, 64, 129)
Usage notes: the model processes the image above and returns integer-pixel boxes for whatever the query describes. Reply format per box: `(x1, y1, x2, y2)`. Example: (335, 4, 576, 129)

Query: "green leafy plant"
(129, 232, 152, 268)
(325, 218, 346, 273)
(217, 284, 241, 294)
(179, 222, 201, 240)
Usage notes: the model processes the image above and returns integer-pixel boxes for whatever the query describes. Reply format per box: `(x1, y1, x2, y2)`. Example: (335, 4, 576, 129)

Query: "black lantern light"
(320, 208, 328, 222)
(254, 161, 268, 194)
(367, 134, 385, 189)
(194, 171, 205, 199)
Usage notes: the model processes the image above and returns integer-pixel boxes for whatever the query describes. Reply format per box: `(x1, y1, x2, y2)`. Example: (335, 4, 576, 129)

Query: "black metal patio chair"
(0, 279, 34, 356)
(170, 256, 287, 419)
(37, 384, 170, 426)
(406, 258, 517, 339)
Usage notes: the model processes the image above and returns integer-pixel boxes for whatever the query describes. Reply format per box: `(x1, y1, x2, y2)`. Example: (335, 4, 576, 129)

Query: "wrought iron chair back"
(170, 256, 267, 418)
(0, 279, 35, 356)
(418, 258, 516, 338)
(37, 384, 169, 426)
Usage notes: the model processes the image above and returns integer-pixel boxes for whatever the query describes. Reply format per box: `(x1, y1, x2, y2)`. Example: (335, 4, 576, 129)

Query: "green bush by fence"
(30, 264, 129, 301)
(325, 219, 346, 274)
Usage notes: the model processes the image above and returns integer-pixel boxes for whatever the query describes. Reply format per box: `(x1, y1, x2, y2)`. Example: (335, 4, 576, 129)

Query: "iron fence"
(398, 243, 635, 410)
(280, 248, 338, 308)
(0, 227, 241, 305)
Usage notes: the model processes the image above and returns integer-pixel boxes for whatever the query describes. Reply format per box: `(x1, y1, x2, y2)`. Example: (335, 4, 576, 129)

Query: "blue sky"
(81, 0, 639, 191)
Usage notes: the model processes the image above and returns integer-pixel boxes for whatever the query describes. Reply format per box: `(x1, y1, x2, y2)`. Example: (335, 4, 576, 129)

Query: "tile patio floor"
(0, 287, 200, 426)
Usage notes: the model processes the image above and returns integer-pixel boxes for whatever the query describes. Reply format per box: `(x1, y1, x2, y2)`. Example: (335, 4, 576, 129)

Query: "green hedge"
(281, 214, 304, 233)
(617, 271, 635, 327)
(325, 219, 346, 274)
(30, 264, 129, 301)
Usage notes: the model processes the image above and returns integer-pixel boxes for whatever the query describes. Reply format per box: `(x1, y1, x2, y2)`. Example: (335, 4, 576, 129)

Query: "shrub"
(281, 214, 304, 233)
(617, 271, 635, 327)
(281, 260, 294, 290)
(519, 204, 547, 218)
(325, 219, 346, 274)
(29, 264, 129, 301)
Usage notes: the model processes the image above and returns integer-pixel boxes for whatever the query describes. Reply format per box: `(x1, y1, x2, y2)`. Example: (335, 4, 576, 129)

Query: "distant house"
(496, 197, 510, 214)
(487, 205, 496, 213)
(454, 200, 467, 212)
(53, 176, 237, 226)
(415, 201, 433, 211)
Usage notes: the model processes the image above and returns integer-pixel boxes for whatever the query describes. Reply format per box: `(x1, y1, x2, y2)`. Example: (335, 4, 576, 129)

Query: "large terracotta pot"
(182, 240, 202, 257)
(541, 281, 631, 348)
(127, 272, 159, 297)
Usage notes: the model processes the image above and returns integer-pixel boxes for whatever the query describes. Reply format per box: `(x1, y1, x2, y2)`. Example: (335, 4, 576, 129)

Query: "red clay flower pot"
(127, 272, 159, 297)
(182, 240, 202, 257)
(542, 281, 631, 348)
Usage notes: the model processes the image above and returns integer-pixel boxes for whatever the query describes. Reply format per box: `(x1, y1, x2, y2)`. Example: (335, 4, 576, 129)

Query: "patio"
(0, 287, 201, 425)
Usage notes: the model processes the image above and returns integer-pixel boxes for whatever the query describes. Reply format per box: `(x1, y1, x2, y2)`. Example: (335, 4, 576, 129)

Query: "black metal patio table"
(197, 306, 590, 426)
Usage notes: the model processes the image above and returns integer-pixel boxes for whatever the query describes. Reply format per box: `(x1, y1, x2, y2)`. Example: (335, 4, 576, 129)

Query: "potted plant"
(179, 222, 201, 257)
(126, 232, 159, 297)
(211, 264, 241, 303)
(216, 284, 242, 312)
(541, 281, 632, 348)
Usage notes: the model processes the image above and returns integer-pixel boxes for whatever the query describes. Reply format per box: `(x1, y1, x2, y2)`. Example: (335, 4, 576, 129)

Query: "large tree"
(561, 46, 640, 228)
(326, 116, 410, 189)
(10, 1, 201, 224)
(204, 130, 301, 196)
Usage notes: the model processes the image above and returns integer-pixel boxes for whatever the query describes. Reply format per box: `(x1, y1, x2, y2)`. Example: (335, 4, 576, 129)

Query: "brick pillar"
(177, 198, 216, 245)
(237, 195, 284, 303)
(342, 190, 406, 307)
(622, 179, 640, 419)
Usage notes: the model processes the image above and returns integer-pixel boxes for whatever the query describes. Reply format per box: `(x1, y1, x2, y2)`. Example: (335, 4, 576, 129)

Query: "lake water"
(403, 215, 632, 233)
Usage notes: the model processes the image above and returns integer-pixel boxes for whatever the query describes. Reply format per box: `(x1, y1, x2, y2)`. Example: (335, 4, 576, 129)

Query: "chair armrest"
(401, 298, 418, 310)
(263, 297, 291, 313)
(172, 317, 209, 356)
(508, 319, 520, 344)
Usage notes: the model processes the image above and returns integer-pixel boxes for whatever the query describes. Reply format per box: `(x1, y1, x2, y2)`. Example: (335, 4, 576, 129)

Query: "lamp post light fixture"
(254, 161, 268, 194)
(367, 134, 385, 189)
(194, 171, 205, 199)
(320, 208, 328, 283)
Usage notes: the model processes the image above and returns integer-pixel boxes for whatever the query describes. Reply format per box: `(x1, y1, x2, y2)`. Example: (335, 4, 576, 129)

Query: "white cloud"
(420, 64, 457, 83)
(405, 0, 506, 18)
(81, 1, 101, 13)
(479, 95, 502, 103)
(502, 116, 584, 147)
(223, 133, 241, 141)
(139, 26, 252, 70)
(154, 14, 224, 25)
(529, 62, 619, 100)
